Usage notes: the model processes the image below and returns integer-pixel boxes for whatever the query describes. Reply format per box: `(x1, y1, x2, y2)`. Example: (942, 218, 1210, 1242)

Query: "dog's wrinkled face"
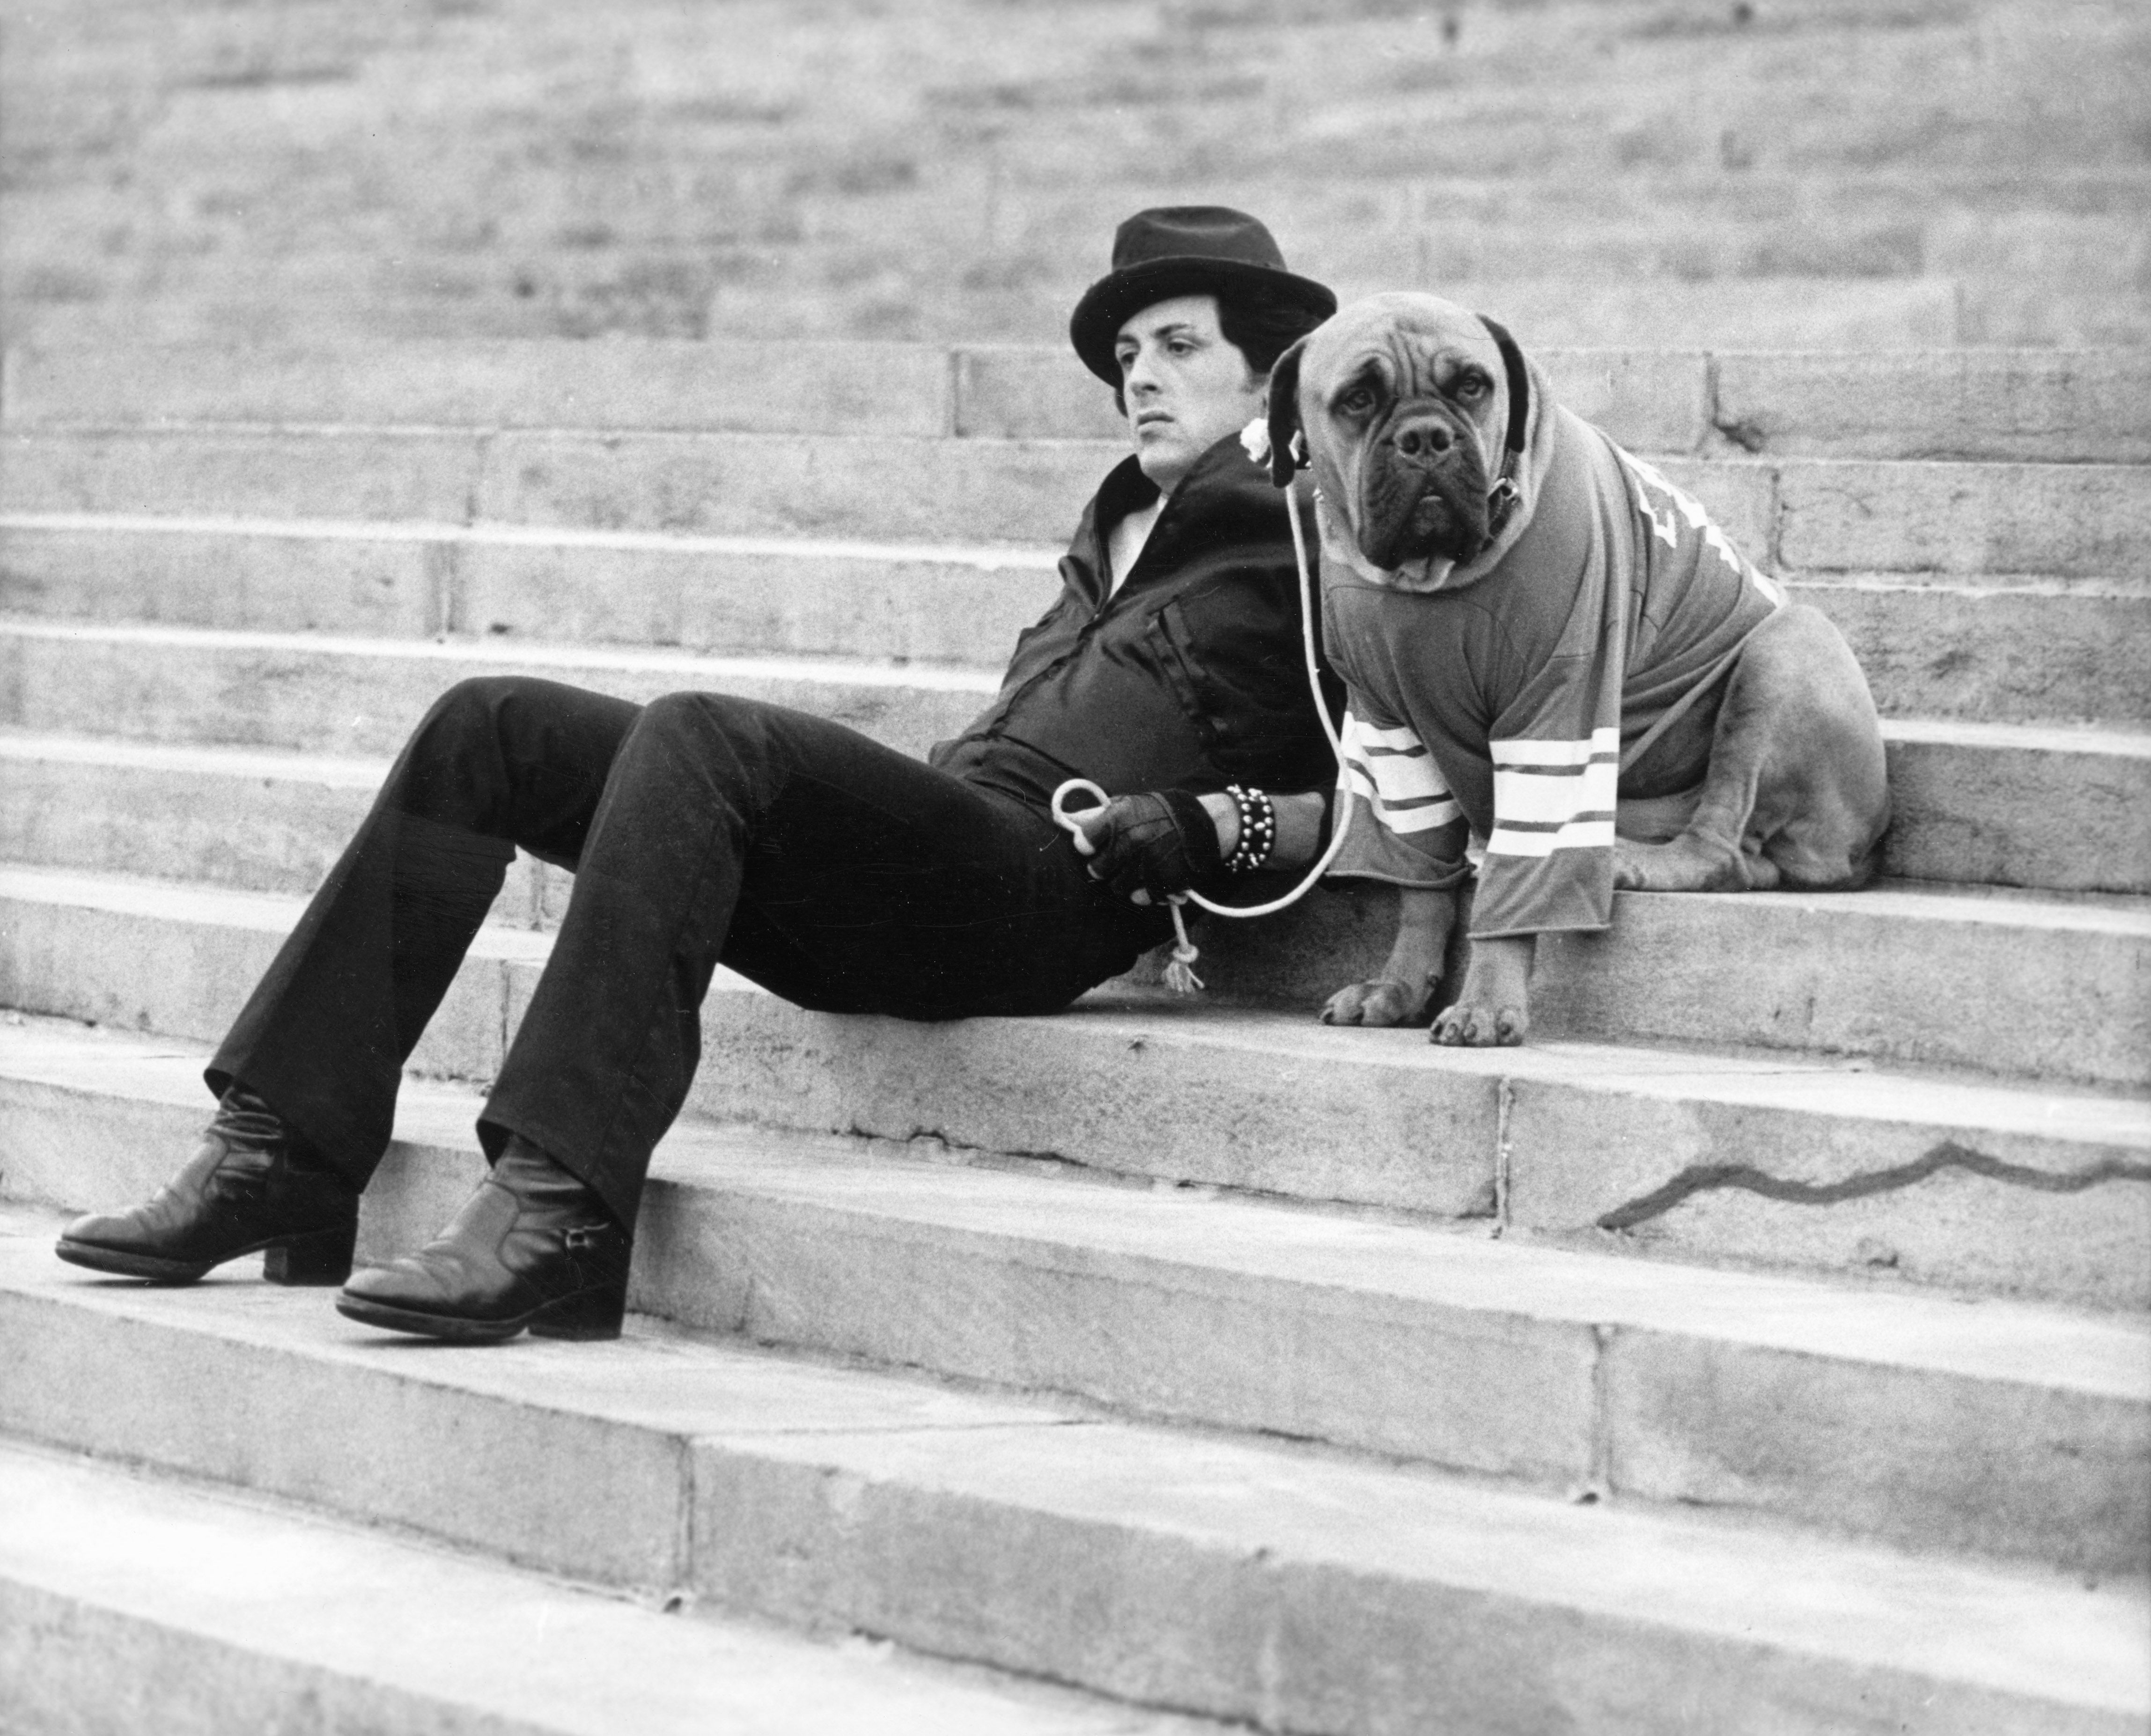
(1268, 293, 1510, 581)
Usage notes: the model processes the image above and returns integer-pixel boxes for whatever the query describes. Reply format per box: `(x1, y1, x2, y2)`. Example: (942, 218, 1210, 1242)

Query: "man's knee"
(399, 677, 608, 826)
(631, 690, 779, 758)
(412, 676, 526, 756)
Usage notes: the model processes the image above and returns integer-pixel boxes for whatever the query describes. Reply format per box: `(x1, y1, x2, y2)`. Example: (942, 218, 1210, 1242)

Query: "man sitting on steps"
(56, 207, 1344, 1344)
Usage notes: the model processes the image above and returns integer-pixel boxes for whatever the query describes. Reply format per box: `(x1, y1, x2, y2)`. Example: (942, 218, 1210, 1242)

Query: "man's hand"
(1071, 790, 1224, 904)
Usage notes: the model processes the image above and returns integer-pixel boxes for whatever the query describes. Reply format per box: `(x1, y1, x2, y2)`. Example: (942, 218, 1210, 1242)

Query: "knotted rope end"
(1164, 904, 1205, 995)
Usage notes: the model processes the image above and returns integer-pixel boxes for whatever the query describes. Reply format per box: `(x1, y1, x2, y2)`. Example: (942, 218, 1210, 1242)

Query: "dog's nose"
(1391, 418, 1455, 461)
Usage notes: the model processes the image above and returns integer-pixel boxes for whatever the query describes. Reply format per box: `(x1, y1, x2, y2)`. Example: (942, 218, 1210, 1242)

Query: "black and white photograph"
(0, 1, 2146, 1730)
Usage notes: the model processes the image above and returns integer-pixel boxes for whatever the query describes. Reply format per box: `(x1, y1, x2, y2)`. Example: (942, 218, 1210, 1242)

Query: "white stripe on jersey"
(1351, 718, 1427, 751)
(1342, 710, 1463, 836)
(1487, 817, 1616, 859)
(1494, 759, 1617, 826)
(1489, 728, 1620, 769)
(1355, 744, 1447, 805)
(1346, 765, 1461, 835)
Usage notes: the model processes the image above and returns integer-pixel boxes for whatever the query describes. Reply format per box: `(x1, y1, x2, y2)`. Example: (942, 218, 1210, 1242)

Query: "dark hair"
(1110, 283, 1330, 416)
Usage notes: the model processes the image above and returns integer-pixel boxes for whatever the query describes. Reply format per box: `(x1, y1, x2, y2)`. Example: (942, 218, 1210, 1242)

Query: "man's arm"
(1197, 789, 1326, 873)
(1073, 786, 1330, 905)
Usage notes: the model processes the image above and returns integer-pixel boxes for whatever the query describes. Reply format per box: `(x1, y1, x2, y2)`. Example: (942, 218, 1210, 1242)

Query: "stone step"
(0, 513, 1064, 657)
(0, 619, 994, 761)
(4, 525, 2145, 725)
(6, 1024, 2145, 1568)
(2, 711, 2143, 908)
(964, 345, 2151, 464)
(0, 264, 1979, 354)
(1385, 278, 1974, 355)
(1790, 573, 2150, 725)
(1880, 720, 2151, 892)
(0, 1227, 2141, 1736)
(9, 338, 2147, 463)
(0, 1439, 1209, 1736)
(3, 885, 2146, 1308)
(1188, 878, 2151, 1090)
(6, 855, 2147, 1090)
(7, 427, 2147, 576)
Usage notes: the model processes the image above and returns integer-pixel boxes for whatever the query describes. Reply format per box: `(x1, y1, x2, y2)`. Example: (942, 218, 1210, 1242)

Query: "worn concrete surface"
(13, 424, 2148, 574)
(10, 518, 2147, 722)
(1710, 350, 2151, 463)
(3, 715, 2144, 904)
(0, 515, 1065, 660)
(0, 518, 455, 636)
(0, 621, 993, 759)
(1500, 1064, 2151, 1310)
(28, 1012, 2131, 1562)
(9, 0, 2145, 351)
(3, 338, 958, 437)
(8, 1006, 2147, 1312)
(14, 340, 2145, 463)
(1776, 457, 2151, 578)
(7, 875, 2149, 1286)
(1, 427, 487, 523)
(688, 1418, 2149, 1736)
(1155, 876, 2151, 1087)
(0, 865, 544, 1082)
(0, 1221, 2140, 1736)
(1527, 882, 2151, 1088)
(1882, 720, 2151, 891)
(0, 1442, 1207, 1736)
(1790, 576, 2151, 723)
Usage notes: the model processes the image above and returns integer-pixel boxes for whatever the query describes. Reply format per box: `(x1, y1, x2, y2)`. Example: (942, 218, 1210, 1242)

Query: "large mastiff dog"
(1261, 293, 1889, 1045)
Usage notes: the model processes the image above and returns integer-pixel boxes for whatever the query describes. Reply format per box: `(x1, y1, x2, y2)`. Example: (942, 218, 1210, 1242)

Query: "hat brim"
(1069, 257, 1336, 385)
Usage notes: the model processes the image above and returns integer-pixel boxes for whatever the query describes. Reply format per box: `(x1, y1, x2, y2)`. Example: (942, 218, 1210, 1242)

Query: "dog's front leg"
(1320, 885, 1456, 1027)
(1431, 933, 1534, 1046)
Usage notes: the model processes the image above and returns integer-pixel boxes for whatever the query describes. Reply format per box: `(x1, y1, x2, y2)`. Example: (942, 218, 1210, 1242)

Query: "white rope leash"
(1051, 484, 1353, 993)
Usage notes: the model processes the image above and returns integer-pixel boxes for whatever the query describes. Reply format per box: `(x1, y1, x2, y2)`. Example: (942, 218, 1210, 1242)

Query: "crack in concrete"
(1597, 1138, 2151, 1231)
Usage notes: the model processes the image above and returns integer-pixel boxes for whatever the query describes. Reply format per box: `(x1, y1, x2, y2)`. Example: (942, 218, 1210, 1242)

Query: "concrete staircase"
(1, 335, 2147, 1733)
(8, 0, 2150, 349)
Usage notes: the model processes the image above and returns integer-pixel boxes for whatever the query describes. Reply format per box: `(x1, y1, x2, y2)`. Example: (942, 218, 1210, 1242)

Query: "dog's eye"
(1454, 375, 1488, 403)
(1336, 385, 1377, 417)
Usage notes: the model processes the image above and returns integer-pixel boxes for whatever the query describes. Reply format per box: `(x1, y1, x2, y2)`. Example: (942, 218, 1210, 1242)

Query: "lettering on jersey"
(1615, 450, 1778, 600)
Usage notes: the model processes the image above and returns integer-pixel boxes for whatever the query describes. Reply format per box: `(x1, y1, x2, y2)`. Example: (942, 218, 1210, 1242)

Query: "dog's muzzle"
(1360, 407, 1494, 571)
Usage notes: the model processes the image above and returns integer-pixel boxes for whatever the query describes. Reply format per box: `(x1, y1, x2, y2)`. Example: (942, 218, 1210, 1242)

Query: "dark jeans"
(209, 677, 1161, 1227)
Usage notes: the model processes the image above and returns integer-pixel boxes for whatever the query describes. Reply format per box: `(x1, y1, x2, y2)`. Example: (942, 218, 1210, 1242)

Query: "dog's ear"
(1474, 314, 1530, 462)
(1263, 337, 1311, 490)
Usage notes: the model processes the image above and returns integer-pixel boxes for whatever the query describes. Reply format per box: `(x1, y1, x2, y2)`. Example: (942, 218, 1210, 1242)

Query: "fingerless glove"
(1080, 788, 1224, 901)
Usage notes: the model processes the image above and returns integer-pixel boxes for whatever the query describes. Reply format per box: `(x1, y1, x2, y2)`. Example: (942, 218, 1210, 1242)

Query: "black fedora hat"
(1068, 206, 1335, 385)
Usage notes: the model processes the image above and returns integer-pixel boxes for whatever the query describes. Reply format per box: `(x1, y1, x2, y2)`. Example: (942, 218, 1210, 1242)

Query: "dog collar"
(1478, 314, 1530, 536)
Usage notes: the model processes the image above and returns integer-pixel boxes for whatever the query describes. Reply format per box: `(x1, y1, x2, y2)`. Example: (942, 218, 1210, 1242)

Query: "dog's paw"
(1430, 999, 1527, 1047)
(1320, 978, 1430, 1027)
(1612, 838, 1652, 891)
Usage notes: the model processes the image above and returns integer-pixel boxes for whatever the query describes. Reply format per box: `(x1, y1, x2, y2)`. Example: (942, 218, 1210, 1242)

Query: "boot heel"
(529, 1281, 626, 1341)
(264, 1223, 356, 1286)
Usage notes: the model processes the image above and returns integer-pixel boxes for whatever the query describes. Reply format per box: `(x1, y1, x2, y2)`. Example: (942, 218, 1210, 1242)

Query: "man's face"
(1114, 294, 1266, 494)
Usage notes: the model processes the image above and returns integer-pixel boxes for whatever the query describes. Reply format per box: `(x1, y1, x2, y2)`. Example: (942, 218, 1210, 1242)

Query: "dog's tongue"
(1385, 553, 1458, 593)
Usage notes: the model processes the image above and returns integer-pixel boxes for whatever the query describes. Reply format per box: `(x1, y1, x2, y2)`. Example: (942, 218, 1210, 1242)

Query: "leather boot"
(335, 1134, 629, 1343)
(56, 1087, 359, 1285)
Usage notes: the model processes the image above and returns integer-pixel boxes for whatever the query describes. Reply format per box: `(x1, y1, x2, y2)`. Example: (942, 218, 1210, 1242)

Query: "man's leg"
(341, 689, 1150, 1342)
(209, 675, 640, 1180)
(57, 677, 640, 1286)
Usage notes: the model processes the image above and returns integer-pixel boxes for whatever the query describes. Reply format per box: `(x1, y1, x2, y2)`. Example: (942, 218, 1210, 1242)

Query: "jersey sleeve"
(1324, 700, 1474, 890)
(1468, 663, 1621, 937)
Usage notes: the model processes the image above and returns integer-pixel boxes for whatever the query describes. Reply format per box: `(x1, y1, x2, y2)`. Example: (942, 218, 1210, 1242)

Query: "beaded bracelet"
(1223, 784, 1276, 874)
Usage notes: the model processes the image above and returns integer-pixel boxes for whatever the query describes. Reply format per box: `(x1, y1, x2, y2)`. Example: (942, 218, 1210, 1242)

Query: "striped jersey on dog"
(1322, 401, 1785, 938)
